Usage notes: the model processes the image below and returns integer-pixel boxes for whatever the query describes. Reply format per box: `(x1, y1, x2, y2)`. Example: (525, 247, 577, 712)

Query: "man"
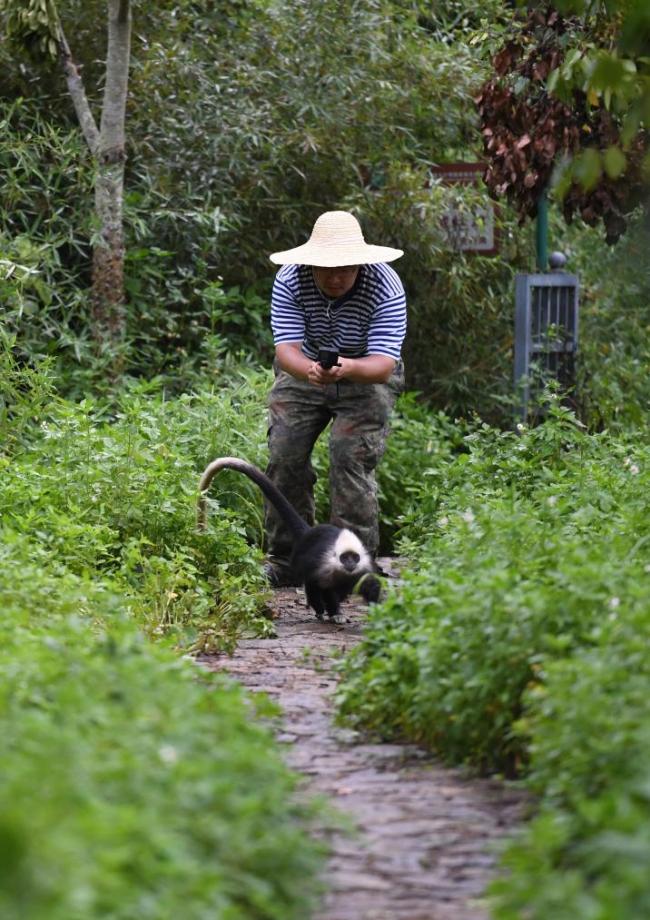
(264, 210, 407, 586)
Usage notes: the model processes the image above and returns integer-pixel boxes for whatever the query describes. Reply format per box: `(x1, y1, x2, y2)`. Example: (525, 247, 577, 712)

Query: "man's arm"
(332, 354, 396, 384)
(275, 342, 313, 382)
(276, 343, 395, 386)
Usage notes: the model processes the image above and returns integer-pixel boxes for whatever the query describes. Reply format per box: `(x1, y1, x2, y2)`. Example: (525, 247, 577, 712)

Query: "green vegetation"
(336, 397, 650, 917)
(0, 0, 527, 414)
(1, 338, 274, 651)
(0, 544, 324, 920)
(2, 0, 650, 916)
(0, 344, 327, 917)
(569, 211, 650, 429)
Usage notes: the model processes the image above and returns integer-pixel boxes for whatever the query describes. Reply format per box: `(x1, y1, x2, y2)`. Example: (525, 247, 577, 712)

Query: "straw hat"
(269, 211, 404, 267)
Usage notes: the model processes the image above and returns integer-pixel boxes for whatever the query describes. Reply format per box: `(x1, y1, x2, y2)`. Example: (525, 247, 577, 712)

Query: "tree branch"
(58, 28, 100, 156)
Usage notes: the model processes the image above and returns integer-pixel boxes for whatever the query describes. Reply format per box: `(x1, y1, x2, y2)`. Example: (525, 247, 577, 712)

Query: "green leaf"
(603, 145, 627, 179)
(547, 68, 560, 93)
(573, 148, 602, 191)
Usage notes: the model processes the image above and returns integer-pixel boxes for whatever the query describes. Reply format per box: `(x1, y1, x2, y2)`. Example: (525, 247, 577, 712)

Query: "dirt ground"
(203, 560, 523, 920)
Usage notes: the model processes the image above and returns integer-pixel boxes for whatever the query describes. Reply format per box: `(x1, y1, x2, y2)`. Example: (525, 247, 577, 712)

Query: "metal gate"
(514, 260, 579, 421)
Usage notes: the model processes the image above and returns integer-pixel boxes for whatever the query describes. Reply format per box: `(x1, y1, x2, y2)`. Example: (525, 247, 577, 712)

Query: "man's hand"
(307, 355, 395, 385)
(275, 344, 396, 386)
(306, 361, 341, 386)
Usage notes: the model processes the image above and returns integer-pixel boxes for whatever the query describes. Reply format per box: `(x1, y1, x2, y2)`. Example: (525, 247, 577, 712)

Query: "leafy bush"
(336, 404, 650, 769)
(563, 209, 650, 430)
(0, 97, 275, 395)
(336, 400, 650, 913)
(0, 339, 278, 650)
(491, 605, 650, 920)
(0, 330, 56, 451)
(0, 99, 96, 384)
(0, 536, 324, 920)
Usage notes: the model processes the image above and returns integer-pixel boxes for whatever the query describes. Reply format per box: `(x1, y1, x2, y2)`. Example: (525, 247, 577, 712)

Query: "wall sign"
(429, 163, 498, 255)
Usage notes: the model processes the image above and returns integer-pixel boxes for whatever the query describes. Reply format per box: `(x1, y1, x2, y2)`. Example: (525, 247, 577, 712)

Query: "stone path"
(203, 562, 523, 920)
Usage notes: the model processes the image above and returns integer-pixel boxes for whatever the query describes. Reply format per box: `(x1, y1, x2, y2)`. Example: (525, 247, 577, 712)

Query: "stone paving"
(203, 561, 523, 920)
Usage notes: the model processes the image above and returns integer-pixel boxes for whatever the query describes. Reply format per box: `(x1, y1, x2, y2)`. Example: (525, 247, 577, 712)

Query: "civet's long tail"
(197, 457, 310, 538)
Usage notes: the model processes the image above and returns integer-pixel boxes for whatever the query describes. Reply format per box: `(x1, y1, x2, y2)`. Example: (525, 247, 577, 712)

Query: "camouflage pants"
(265, 361, 404, 563)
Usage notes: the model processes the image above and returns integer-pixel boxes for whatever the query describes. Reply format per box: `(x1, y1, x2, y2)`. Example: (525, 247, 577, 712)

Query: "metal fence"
(514, 259, 579, 420)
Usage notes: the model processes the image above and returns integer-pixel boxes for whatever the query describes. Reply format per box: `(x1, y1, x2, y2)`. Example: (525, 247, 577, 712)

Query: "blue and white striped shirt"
(271, 263, 407, 361)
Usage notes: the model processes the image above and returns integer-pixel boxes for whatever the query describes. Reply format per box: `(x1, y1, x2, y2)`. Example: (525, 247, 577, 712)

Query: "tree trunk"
(92, 164, 127, 347)
(91, 0, 131, 352)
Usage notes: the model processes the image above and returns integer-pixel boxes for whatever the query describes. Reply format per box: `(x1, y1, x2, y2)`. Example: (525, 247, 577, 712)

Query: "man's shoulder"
(275, 263, 313, 284)
(362, 262, 405, 298)
(275, 263, 300, 285)
(274, 265, 317, 304)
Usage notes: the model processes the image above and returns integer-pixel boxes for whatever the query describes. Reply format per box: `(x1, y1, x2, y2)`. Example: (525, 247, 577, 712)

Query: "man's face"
(312, 265, 360, 299)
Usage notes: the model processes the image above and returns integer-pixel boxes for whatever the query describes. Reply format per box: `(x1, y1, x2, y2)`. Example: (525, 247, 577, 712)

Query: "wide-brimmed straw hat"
(269, 211, 404, 267)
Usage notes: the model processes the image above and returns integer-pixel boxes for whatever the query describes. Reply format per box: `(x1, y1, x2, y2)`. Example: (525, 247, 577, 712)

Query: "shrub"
(0, 536, 324, 920)
(336, 406, 650, 771)
(0, 329, 56, 452)
(0, 99, 96, 390)
(566, 210, 650, 430)
(335, 400, 650, 913)
(0, 352, 275, 651)
(491, 605, 650, 919)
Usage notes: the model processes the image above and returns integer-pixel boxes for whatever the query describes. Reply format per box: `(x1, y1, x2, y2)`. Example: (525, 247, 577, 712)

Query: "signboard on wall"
(429, 163, 498, 255)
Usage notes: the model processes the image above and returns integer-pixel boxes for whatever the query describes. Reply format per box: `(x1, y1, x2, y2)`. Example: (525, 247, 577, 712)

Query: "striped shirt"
(271, 263, 407, 361)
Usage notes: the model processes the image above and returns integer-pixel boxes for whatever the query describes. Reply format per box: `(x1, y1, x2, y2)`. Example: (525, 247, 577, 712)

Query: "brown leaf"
(532, 61, 549, 81)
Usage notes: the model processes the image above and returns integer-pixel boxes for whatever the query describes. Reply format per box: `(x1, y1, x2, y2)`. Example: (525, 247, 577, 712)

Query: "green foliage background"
(0, 0, 529, 416)
(1, 0, 650, 916)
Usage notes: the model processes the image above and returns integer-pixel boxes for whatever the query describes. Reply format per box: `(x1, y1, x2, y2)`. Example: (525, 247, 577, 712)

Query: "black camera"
(317, 348, 341, 370)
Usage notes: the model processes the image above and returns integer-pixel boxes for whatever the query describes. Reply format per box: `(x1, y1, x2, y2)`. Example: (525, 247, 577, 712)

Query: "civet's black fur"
(197, 457, 381, 620)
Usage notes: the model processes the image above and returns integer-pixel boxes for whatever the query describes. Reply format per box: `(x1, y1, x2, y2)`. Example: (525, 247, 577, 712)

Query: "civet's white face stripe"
(334, 529, 368, 563)
(316, 529, 371, 582)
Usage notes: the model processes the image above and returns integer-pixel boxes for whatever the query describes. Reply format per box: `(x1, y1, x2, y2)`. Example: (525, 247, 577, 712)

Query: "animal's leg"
(305, 582, 326, 621)
(358, 573, 382, 604)
(323, 588, 342, 620)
